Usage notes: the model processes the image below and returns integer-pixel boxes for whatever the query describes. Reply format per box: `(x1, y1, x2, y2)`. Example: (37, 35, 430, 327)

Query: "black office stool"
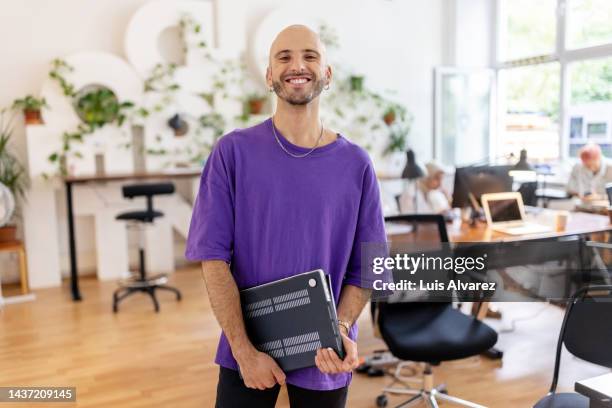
(112, 182, 182, 313)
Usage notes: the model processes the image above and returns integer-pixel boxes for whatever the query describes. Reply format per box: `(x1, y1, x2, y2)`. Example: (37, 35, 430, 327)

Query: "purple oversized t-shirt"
(185, 118, 387, 391)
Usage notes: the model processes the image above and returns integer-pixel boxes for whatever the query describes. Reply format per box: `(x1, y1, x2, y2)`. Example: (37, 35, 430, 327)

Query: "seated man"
(399, 161, 451, 214)
(567, 143, 612, 201)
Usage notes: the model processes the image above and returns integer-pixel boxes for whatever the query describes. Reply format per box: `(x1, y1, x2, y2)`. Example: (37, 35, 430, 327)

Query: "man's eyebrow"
(274, 49, 291, 58)
(274, 49, 321, 58)
(302, 49, 320, 56)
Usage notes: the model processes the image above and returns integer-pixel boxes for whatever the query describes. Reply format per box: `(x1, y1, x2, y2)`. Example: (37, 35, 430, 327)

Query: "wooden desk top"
(0, 240, 24, 251)
(449, 210, 611, 242)
(63, 168, 202, 184)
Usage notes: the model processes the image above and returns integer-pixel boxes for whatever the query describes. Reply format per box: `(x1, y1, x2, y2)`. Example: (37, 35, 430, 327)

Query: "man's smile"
(284, 75, 312, 87)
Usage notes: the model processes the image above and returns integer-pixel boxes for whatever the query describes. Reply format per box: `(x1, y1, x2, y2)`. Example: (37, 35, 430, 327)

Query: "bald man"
(567, 143, 612, 200)
(185, 25, 386, 407)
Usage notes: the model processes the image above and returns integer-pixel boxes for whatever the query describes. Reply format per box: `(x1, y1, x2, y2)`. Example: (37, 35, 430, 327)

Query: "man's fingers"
(316, 349, 333, 373)
(272, 364, 286, 385)
(322, 349, 343, 372)
(325, 348, 344, 371)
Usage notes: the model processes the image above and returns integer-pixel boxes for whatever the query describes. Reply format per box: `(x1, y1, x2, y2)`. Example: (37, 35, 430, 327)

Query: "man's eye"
(305, 55, 317, 61)
(279, 56, 290, 62)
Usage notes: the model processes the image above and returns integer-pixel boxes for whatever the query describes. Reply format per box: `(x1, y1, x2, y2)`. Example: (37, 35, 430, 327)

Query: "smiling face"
(266, 25, 331, 106)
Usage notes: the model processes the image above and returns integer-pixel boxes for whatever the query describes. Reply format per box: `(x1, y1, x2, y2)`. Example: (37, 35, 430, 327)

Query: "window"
(567, 0, 612, 49)
(496, 0, 612, 162)
(435, 68, 493, 167)
(500, 0, 557, 60)
(499, 63, 560, 161)
(567, 56, 612, 156)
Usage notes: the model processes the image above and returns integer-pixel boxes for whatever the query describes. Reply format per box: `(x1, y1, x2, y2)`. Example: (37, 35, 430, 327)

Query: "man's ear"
(325, 65, 333, 86)
(266, 66, 272, 88)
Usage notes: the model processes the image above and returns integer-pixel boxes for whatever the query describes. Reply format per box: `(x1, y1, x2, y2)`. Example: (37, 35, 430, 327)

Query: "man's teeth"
(289, 78, 308, 84)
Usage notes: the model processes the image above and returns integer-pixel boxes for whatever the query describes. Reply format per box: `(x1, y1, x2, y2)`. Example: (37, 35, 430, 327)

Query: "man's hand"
(234, 347, 286, 390)
(315, 331, 359, 374)
(581, 193, 603, 202)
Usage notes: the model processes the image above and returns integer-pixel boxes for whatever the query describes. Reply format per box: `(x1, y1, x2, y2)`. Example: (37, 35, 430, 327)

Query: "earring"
(269, 87, 274, 93)
(324, 83, 330, 91)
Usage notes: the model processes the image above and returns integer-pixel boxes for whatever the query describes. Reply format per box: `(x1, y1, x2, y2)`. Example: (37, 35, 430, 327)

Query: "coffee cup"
(555, 211, 569, 231)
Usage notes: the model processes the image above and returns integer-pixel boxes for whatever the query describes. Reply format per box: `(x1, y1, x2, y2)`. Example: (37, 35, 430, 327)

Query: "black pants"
(215, 367, 348, 408)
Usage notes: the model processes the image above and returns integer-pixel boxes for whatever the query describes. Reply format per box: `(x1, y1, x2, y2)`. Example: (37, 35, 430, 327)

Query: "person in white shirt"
(399, 161, 451, 214)
(567, 143, 612, 200)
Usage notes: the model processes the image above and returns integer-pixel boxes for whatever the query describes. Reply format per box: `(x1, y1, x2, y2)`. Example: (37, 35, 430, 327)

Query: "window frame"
(493, 0, 612, 161)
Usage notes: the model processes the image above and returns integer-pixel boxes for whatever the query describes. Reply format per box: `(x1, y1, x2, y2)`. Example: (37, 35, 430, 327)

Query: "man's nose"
(288, 57, 306, 73)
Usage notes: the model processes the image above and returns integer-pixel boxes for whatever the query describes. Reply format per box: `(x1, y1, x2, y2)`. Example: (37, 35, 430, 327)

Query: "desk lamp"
(508, 149, 535, 178)
(401, 149, 424, 213)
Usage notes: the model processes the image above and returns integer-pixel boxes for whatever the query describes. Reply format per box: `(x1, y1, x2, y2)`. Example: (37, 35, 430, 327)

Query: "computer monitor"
(451, 165, 513, 209)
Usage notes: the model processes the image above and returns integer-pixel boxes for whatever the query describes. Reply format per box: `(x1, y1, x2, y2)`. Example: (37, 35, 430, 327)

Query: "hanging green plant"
(74, 86, 134, 130)
(49, 59, 76, 97)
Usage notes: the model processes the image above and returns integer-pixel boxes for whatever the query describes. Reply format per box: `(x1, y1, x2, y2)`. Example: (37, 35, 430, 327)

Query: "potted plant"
(383, 107, 396, 126)
(246, 93, 267, 115)
(349, 75, 364, 92)
(0, 110, 29, 242)
(383, 103, 408, 126)
(12, 95, 49, 125)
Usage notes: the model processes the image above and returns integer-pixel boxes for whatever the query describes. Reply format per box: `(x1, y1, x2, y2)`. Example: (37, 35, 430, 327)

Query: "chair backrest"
(606, 183, 612, 205)
(375, 214, 451, 308)
(122, 182, 175, 199)
(517, 181, 538, 207)
(384, 214, 449, 243)
(564, 287, 612, 367)
(549, 285, 612, 392)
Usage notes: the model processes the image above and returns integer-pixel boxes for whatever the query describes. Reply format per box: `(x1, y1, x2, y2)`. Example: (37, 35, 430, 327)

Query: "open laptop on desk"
(482, 192, 552, 235)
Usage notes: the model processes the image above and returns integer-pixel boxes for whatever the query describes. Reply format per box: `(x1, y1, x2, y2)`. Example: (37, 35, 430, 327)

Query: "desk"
(576, 373, 612, 408)
(448, 210, 612, 243)
(64, 169, 201, 301)
(575, 200, 609, 216)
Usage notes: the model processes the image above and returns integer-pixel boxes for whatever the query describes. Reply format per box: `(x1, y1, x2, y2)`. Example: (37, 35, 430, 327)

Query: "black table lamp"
(401, 149, 424, 214)
(509, 149, 535, 176)
(402, 149, 424, 180)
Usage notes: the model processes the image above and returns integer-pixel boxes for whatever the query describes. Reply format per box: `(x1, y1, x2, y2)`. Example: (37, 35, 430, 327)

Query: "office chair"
(374, 214, 498, 408)
(518, 181, 538, 207)
(606, 183, 612, 206)
(358, 214, 451, 378)
(533, 284, 612, 408)
(112, 182, 182, 313)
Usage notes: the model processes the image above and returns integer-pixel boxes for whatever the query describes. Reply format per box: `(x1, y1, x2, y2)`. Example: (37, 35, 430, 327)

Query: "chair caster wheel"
(376, 394, 388, 407)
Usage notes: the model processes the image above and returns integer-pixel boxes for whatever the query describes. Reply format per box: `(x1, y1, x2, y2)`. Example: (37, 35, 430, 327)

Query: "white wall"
(0, 0, 152, 281)
(0, 0, 448, 281)
(235, 0, 446, 161)
(446, 0, 495, 68)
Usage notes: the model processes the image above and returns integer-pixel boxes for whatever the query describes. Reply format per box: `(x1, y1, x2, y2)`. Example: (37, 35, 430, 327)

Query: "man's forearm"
(201, 260, 255, 359)
(337, 284, 372, 329)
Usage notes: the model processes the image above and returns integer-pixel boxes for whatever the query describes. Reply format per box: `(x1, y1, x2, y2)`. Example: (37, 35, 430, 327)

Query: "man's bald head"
(268, 25, 327, 66)
(580, 143, 603, 173)
(266, 25, 332, 106)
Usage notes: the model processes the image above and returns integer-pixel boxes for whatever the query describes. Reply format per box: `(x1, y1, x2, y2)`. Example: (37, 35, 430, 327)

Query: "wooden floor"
(0, 266, 607, 408)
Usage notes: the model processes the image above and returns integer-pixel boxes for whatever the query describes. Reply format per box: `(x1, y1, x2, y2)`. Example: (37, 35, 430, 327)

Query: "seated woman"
(399, 161, 451, 214)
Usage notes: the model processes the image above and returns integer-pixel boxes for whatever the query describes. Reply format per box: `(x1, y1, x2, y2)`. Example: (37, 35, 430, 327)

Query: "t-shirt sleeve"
(344, 161, 389, 289)
(185, 138, 235, 263)
(567, 164, 580, 195)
